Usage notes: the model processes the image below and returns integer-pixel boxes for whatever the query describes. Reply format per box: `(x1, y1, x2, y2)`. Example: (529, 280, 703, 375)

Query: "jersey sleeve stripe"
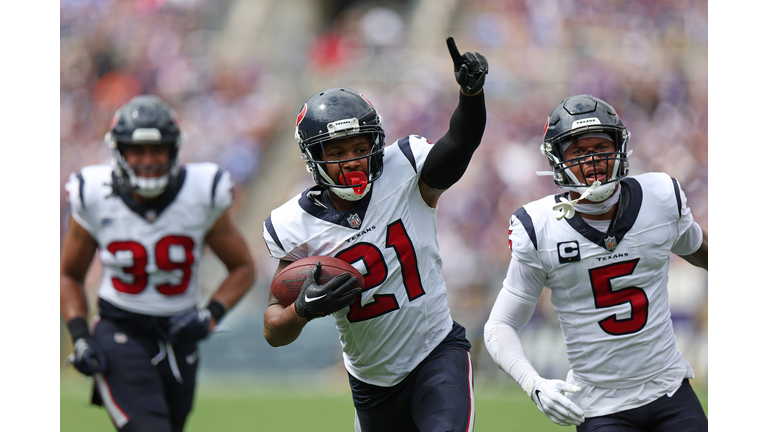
(671, 177, 682, 218)
(513, 207, 538, 251)
(76, 171, 86, 209)
(397, 136, 418, 173)
(264, 215, 285, 252)
(211, 168, 224, 207)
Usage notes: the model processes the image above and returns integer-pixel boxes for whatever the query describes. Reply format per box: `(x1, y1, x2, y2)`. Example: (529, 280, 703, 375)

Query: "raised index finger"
(446, 37, 464, 68)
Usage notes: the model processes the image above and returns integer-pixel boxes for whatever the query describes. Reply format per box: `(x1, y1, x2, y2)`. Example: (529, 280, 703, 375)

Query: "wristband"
(206, 300, 228, 322)
(67, 317, 90, 342)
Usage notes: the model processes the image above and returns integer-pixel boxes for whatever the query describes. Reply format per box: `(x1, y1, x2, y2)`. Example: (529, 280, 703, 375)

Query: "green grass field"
(61, 372, 707, 431)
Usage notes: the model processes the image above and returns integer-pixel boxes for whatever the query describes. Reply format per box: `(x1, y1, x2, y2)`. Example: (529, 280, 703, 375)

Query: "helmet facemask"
(544, 129, 630, 202)
(300, 129, 385, 201)
(109, 140, 180, 198)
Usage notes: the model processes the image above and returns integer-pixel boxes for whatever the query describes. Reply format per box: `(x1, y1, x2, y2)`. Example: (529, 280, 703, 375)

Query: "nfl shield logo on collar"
(145, 209, 157, 223)
(604, 236, 617, 251)
(347, 213, 362, 229)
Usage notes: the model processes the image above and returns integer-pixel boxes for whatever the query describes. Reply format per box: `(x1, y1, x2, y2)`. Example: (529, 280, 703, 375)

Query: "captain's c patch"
(557, 241, 581, 263)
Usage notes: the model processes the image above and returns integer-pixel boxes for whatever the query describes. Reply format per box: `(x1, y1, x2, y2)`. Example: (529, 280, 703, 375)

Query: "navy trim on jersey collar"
(298, 185, 373, 229)
(671, 177, 682, 218)
(111, 167, 187, 221)
(264, 215, 285, 252)
(512, 207, 538, 251)
(397, 136, 418, 173)
(562, 177, 642, 251)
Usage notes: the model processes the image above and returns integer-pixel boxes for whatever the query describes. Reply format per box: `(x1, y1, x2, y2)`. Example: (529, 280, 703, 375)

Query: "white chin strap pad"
(330, 183, 371, 201)
(319, 165, 372, 201)
(582, 182, 616, 202)
(553, 181, 603, 221)
(131, 173, 170, 198)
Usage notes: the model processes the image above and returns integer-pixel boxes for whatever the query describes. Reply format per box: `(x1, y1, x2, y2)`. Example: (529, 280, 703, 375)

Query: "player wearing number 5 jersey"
(263, 38, 487, 432)
(484, 95, 708, 431)
(60, 95, 255, 432)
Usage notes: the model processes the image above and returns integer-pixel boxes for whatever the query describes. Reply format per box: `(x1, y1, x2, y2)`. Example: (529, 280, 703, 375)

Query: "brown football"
(270, 256, 365, 306)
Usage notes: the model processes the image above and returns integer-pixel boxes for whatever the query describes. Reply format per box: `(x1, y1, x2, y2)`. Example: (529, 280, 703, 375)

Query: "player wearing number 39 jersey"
(263, 38, 487, 432)
(60, 95, 255, 432)
(484, 95, 708, 431)
(67, 162, 232, 314)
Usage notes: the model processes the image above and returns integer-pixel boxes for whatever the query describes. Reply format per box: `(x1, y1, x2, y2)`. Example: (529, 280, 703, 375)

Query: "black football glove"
(447, 37, 489, 95)
(70, 337, 107, 376)
(168, 308, 212, 344)
(293, 262, 362, 320)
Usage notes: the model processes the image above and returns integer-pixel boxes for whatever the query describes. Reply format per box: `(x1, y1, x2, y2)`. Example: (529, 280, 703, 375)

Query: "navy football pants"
(91, 317, 199, 432)
(353, 345, 475, 432)
(577, 379, 707, 432)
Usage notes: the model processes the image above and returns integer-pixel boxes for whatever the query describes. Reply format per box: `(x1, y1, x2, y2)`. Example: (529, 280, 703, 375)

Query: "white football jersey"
(508, 172, 697, 415)
(263, 135, 454, 387)
(65, 163, 233, 316)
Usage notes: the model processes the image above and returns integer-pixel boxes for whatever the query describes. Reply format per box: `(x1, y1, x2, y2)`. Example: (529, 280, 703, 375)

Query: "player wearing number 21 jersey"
(60, 95, 255, 432)
(484, 95, 707, 431)
(265, 133, 451, 386)
(263, 37, 488, 432)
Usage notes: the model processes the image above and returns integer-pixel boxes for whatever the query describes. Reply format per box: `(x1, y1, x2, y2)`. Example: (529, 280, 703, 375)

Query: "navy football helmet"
(104, 95, 184, 198)
(541, 94, 631, 202)
(295, 88, 385, 201)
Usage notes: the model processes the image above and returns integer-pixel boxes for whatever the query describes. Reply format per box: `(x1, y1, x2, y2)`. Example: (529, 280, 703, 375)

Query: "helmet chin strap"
(580, 181, 617, 202)
(111, 148, 175, 199)
(573, 182, 621, 215)
(563, 162, 618, 202)
(328, 171, 371, 201)
(130, 172, 170, 198)
(553, 181, 602, 221)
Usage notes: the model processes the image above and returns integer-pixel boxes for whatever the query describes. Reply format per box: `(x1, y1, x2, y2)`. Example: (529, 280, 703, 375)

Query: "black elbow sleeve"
(421, 92, 486, 189)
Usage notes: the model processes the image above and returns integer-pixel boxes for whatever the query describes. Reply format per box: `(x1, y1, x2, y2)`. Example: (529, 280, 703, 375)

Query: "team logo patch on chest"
(347, 213, 362, 229)
(557, 241, 581, 263)
(604, 236, 618, 251)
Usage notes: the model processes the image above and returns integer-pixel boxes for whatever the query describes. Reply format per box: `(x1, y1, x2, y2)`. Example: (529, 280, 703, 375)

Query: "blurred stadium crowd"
(60, 0, 707, 388)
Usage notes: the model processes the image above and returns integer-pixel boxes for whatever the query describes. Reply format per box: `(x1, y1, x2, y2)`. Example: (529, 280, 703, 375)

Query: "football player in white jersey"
(484, 94, 708, 431)
(60, 95, 256, 432)
(262, 38, 487, 432)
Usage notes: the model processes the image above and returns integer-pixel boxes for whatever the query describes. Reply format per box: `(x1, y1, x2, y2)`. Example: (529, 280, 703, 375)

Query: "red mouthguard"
(339, 171, 368, 195)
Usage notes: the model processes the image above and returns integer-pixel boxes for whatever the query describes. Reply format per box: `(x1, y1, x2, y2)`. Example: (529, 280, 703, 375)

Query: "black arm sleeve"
(421, 91, 486, 190)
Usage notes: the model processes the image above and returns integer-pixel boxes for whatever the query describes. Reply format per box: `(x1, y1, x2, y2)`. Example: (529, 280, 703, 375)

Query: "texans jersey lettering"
(263, 135, 454, 387)
(65, 163, 233, 316)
